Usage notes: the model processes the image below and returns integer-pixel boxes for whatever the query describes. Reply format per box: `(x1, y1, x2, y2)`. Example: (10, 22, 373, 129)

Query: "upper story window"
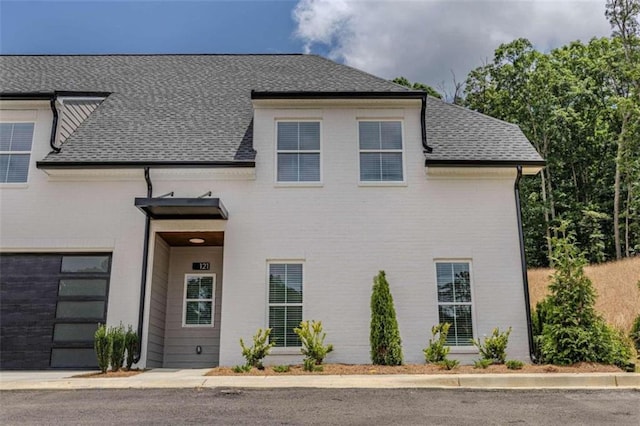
(0, 123, 34, 183)
(276, 121, 320, 183)
(359, 121, 404, 182)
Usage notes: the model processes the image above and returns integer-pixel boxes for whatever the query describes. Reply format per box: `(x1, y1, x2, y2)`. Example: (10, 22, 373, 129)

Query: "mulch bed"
(72, 369, 146, 378)
(205, 362, 624, 376)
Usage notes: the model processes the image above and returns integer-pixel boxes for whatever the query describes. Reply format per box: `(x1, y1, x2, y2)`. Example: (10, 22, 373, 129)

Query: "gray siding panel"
(146, 238, 169, 368)
(163, 247, 222, 368)
(58, 99, 103, 144)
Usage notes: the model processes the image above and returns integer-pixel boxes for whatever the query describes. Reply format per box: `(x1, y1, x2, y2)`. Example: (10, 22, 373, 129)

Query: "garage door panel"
(0, 253, 111, 370)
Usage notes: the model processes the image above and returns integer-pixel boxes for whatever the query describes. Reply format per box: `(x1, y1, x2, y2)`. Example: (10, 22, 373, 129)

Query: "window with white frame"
(0, 122, 34, 183)
(183, 274, 215, 327)
(359, 120, 403, 182)
(436, 262, 473, 346)
(268, 263, 303, 347)
(276, 121, 320, 182)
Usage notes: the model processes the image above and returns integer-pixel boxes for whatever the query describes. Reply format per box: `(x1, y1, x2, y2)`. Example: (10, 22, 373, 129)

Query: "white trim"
(42, 167, 255, 181)
(0, 121, 35, 184)
(357, 119, 407, 186)
(182, 273, 216, 328)
(433, 259, 478, 351)
(274, 120, 322, 186)
(266, 260, 304, 348)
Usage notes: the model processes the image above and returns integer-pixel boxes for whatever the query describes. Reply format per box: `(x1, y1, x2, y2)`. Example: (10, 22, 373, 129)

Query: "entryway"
(146, 232, 224, 368)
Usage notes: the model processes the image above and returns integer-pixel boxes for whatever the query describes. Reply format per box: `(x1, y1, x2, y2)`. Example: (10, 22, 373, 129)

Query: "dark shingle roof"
(425, 96, 543, 164)
(0, 54, 542, 166)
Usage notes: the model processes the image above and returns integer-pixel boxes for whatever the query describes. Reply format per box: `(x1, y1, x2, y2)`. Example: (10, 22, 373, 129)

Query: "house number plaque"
(192, 262, 210, 271)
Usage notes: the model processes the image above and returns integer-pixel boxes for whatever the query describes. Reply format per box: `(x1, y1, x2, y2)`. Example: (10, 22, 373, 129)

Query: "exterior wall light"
(189, 238, 205, 244)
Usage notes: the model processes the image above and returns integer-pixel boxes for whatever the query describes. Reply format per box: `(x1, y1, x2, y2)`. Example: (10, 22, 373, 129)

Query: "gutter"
(37, 161, 256, 169)
(515, 165, 536, 363)
(133, 167, 153, 364)
(426, 159, 546, 167)
(49, 95, 61, 153)
(421, 95, 433, 154)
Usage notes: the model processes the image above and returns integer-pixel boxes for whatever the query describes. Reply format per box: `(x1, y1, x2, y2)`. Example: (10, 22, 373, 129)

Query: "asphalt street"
(1, 388, 638, 425)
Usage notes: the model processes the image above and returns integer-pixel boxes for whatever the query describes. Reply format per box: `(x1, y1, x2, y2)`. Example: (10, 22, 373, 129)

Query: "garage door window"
(50, 254, 111, 368)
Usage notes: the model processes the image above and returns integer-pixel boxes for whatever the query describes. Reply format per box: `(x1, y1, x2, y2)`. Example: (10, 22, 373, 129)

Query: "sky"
(0, 0, 613, 94)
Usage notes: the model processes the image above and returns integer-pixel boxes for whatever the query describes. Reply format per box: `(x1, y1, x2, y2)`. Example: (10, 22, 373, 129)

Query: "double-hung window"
(359, 121, 403, 182)
(276, 121, 320, 183)
(183, 274, 215, 327)
(268, 263, 303, 347)
(0, 122, 34, 183)
(436, 262, 474, 346)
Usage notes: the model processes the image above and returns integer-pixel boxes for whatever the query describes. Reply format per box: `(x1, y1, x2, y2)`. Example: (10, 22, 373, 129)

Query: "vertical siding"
(162, 247, 223, 368)
(146, 237, 169, 368)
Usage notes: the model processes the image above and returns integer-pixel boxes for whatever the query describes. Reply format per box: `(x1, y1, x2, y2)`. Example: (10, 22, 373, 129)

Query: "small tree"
(124, 325, 139, 370)
(370, 271, 403, 365)
(108, 324, 126, 372)
(94, 324, 110, 373)
(240, 328, 275, 369)
(294, 320, 334, 371)
(538, 223, 633, 366)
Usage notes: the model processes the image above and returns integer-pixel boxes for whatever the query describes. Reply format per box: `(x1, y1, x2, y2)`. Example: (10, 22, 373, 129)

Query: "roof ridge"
(0, 53, 308, 57)
(427, 95, 520, 129)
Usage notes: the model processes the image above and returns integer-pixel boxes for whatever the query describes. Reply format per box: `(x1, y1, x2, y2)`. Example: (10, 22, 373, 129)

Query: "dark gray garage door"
(0, 253, 111, 370)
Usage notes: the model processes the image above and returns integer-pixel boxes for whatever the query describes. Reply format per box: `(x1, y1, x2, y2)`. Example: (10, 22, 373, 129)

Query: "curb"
(1, 373, 639, 391)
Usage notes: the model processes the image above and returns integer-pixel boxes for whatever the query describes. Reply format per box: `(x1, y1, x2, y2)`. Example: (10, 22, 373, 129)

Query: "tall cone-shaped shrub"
(370, 270, 403, 365)
(538, 223, 633, 366)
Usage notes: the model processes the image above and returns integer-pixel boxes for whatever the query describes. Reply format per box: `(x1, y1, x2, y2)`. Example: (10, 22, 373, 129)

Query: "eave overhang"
(134, 197, 228, 220)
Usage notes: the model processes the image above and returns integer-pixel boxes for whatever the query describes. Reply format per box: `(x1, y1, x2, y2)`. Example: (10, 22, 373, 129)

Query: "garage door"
(0, 253, 111, 370)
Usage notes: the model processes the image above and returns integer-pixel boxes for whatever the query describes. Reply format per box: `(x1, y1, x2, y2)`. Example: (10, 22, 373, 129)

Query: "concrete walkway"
(1, 369, 639, 390)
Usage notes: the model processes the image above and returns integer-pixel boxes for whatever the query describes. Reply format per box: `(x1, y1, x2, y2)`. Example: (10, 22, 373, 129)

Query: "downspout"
(515, 165, 536, 363)
(49, 94, 61, 153)
(421, 95, 433, 154)
(133, 167, 152, 364)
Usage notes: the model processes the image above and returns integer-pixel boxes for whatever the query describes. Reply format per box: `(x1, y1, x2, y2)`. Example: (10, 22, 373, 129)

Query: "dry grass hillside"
(528, 256, 640, 332)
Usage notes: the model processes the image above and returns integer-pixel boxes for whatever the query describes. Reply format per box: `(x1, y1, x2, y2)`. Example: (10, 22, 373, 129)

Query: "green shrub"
(370, 271, 403, 366)
(272, 365, 290, 373)
(537, 224, 634, 368)
(473, 359, 492, 369)
(240, 328, 275, 369)
(506, 360, 524, 370)
(531, 299, 552, 362)
(94, 324, 110, 373)
(108, 324, 126, 372)
(294, 320, 334, 371)
(124, 325, 139, 370)
(472, 327, 511, 364)
(423, 323, 451, 364)
(232, 364, 252, 373)
(437, 359, 459, 370)
(630, 315, 640, 353)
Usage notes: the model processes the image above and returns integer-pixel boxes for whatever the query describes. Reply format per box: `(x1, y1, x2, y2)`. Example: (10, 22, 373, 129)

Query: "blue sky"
(0, 1, 305, 54)
(0, 0, 611, 93)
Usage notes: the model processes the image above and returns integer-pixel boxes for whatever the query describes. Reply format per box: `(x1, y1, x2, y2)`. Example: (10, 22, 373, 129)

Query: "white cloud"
(292, 0, 612, 95)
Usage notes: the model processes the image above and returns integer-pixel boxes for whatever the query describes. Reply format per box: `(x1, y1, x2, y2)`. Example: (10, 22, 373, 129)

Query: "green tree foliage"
(370, 271, 403, 365)
(536, 224, 633, 366)
(392, 76, 442, 99)
(464, 31, 640, 265)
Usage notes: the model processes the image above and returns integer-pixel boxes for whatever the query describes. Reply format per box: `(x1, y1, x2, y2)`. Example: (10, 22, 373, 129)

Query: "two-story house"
(0, 55, 544, 370)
